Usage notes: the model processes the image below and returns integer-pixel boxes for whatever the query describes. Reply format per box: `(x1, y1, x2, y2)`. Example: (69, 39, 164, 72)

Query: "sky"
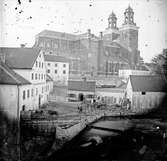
(0, 0, 167, 62)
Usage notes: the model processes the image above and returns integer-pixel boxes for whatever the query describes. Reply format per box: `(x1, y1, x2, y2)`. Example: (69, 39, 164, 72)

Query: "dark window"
(63, 70, 66, 74)
(63, 64, 66, 67)
(48, 63, 50, 66)
(55, 70, 57, 74)
(55, 63, 57, 67)
(22, 105, 25, 111)
(23, 91, 26, 100)
(39, 62, 41, 68)
(27, 90, 30, 98)
(47, 69, 50, 73)
(36, 61, 38, 67)
(41, 74, 43, 80)
(32, 73, 34, 80)
(35, 73, 37, 80)
(141, 91, 146, 95)
(31, 89, 33, 97)
(42, 63, 43, 68)
(39, 74, 40, 80)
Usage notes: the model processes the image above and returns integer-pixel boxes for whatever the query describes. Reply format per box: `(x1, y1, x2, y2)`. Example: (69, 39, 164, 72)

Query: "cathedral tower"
(120, 5, 139, 68)
(103, 11, 120, 41)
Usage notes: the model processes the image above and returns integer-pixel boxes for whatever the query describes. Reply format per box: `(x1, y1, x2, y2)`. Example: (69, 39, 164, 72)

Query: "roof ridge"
(0, 64, 22, 84)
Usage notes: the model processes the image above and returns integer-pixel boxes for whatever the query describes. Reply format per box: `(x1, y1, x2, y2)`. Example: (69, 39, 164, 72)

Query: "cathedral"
(34, 6, 141, 76)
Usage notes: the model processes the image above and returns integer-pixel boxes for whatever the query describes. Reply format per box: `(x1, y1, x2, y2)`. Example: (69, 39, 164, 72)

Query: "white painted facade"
(126, 79, 166, 111)
(46, 61, 69, 86)
(0, 82, 53, 119)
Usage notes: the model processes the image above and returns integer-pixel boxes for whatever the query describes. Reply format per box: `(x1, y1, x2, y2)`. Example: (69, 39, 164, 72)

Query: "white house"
(126, 75, 167, 112)
(68, 80, 96, 102)
(0, 47, 53, 117)
(0, 60, 31, 119)
(44, 55, 69, 86)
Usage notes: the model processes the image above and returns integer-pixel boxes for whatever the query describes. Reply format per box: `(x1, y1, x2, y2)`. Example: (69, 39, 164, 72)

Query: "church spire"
(108, 11, 118, 29)
(123, 5, 136, 25)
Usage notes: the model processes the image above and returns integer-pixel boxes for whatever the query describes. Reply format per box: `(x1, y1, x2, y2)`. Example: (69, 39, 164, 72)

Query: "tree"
(151, 49, 167, 81)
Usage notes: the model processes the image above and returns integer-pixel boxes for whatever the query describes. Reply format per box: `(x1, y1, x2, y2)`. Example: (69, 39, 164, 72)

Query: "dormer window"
(141, 91, 146, 95)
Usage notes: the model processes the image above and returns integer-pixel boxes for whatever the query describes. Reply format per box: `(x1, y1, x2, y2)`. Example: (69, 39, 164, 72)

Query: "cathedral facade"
(34, 6, 141, 76)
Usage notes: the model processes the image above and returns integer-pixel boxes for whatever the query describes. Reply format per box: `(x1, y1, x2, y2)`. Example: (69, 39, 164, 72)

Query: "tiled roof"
(36, 30, 77, 40)
(0, 61, 31, 85)
(44, 55, 69, 63)
(68, 80, 96, 92)
(0, 47, 40, 69)
(129, 75, 167, 92)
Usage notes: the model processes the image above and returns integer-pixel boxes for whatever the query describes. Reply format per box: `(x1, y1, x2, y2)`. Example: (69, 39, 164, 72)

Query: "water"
(47, 117, 167, 161)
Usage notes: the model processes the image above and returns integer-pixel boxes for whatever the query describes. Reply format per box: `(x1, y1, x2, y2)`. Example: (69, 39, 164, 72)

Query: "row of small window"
(35, 61, 44, 68)
(47, 63, 66, 68)
(22, 86, 50, 100)
(32, 73, 46, 80)
(47, 69, 66, 74)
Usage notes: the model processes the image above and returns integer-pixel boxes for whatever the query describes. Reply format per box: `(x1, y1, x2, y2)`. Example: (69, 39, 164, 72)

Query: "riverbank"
(20, 100, 152, 160)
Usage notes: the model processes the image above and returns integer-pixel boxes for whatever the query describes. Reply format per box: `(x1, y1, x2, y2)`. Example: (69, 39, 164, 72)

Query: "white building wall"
(19, 82, 53, 111)
(126, 78, 133, 101)
(132, 92, 166, 111)
(46, 61, 69, 86)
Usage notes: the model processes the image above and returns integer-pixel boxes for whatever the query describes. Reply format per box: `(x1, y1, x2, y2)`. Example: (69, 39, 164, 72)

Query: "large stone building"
(34, 6, 141, 76)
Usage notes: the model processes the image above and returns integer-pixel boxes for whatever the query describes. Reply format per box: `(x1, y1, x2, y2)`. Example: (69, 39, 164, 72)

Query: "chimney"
(99, 32, 103, 39)
(87, 29, 91, 38)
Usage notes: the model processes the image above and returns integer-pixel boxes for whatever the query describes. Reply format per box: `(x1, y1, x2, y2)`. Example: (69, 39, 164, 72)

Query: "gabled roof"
(36, 30, 77, 40)
(0, 61, 31, 85)
(44, 55, 69, 63)
(0, 47, 40, 69)
(129, 75, 167, 92)
(68, 80, 96, 92)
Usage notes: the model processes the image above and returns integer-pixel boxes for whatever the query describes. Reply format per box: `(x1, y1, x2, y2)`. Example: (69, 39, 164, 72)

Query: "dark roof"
(36, 30, 77, 40)
(0, 47, 40, 69)
(68, 80, 96, 92)
(129, 75, 167, 92)
(46, 74, 53, 82)
(0, 61, 31, 85)
(44, 55, 69, 63)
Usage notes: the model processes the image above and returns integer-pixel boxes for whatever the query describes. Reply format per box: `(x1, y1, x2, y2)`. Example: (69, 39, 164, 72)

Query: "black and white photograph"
(0, 0, 167, 161)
